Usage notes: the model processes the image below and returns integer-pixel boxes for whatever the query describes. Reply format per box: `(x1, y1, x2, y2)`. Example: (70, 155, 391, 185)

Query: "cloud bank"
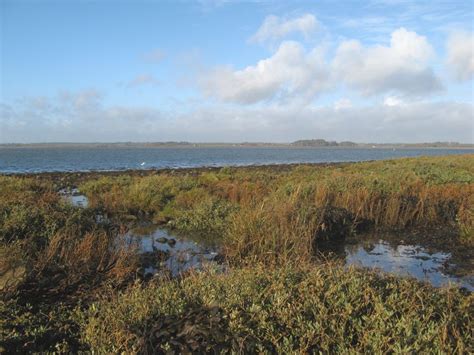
(1, 90, 472, 143)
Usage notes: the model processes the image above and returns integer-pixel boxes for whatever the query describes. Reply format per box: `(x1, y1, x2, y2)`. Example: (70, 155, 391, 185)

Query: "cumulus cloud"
(332, 27, 442, 96)
(383, 95, 404, 106)
(201, 41, 329, 104)
(446, 31, 474, 81)
(127, 74, 160, 88)
(201, 27, 443, 105)
(249, 14, 319, 43)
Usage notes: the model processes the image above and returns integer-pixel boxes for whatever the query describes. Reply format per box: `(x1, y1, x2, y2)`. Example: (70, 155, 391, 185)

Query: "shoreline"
(0, 161, 348, 180)
(1, 143, 473, 149)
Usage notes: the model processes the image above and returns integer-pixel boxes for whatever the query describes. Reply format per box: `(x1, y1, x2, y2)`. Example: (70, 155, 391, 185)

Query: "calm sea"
(0, 147, 472, 173)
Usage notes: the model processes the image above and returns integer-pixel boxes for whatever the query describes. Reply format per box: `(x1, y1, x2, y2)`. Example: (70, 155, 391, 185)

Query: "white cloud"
(202, 28, 444, 105)
(249, 14, 319, 44)
(383, 96, 403, 106)
(58, 89, 103, 111)
(127, 74, 160, 88)
(168, 101, 474, 143)
(333, 27, 442, 96)
(201, 41, 329, 104)
(446, 31, 474, 81)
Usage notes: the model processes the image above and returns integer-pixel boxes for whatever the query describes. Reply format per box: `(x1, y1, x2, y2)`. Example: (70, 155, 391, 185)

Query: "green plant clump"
(80, 264, 473, 354)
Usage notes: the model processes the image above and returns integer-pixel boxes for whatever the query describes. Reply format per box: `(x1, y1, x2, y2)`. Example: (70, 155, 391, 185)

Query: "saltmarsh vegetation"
(82, 264, 472, 353)
(0, 176, 138, 352)
(80, 154, 474, 261)
(1, 154, 473, 352)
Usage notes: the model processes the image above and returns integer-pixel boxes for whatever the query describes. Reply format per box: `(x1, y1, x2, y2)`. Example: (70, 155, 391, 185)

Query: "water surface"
(344, 240, 473, 291)
(59, 188, 88, 207)
(1, 146, 472, 173)
(318, 235, 473, 291)
(124, 224, 220, 277)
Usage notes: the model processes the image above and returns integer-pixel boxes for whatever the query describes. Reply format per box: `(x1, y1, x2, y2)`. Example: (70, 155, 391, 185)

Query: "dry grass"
(223, 190, 318, 265)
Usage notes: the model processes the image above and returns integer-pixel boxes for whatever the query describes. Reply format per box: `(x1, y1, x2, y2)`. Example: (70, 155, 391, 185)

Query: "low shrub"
(80, 263, 474, 354)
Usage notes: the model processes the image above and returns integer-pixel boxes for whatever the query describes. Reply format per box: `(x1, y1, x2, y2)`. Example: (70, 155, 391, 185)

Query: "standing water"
(59, 188, 89, 207)
(124, 224, 221, 277)
(318, 235, 473, 291)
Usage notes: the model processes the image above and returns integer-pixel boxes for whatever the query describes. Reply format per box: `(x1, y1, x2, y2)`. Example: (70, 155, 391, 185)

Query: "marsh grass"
(0, 229, 138, 352)
(1, 155, 473, 352)
(0, 176, 138, 352)
(79, 155, 474, 262)
(223, 190, 319, 265)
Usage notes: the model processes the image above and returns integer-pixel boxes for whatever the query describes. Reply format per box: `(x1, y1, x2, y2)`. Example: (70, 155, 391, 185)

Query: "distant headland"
(0, 139, 472, 149)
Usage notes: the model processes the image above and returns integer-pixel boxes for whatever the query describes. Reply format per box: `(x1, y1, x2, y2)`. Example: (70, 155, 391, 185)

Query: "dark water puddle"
(59, 187, 89, 207)
(124, 224, 221, 277)
(318, 234, 473, 291)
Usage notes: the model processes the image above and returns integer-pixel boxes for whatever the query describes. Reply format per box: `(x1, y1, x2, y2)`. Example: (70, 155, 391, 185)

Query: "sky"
(1, 0, 473, 143)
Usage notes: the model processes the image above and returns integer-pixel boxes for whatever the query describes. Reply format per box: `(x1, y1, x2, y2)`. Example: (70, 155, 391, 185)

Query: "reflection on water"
(322, 239, 473, 291)
(124, 224, 220, 277)
(59, 188, 89, 207)
(127, 226, 473, 290)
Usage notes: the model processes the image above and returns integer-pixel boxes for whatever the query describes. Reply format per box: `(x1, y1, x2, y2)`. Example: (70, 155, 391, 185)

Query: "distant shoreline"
(1, 141, 473, 149)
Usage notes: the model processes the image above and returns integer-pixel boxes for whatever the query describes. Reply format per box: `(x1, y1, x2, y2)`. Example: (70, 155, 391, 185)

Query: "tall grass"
(223, 188, 319, 265)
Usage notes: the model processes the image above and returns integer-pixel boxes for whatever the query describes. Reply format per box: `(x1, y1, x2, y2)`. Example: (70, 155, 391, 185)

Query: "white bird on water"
(140, 162, 146, 166)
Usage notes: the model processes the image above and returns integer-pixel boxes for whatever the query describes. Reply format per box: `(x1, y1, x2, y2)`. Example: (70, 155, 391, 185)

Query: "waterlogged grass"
(81, 263, 473, 353)
(0, 155, 473, 352)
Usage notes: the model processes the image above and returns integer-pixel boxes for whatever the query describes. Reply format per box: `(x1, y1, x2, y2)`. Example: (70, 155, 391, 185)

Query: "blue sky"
(1, 0, 473, 143)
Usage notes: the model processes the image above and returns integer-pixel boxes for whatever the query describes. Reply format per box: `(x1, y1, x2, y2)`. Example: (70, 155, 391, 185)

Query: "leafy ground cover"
(0, 155, 473, 353)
